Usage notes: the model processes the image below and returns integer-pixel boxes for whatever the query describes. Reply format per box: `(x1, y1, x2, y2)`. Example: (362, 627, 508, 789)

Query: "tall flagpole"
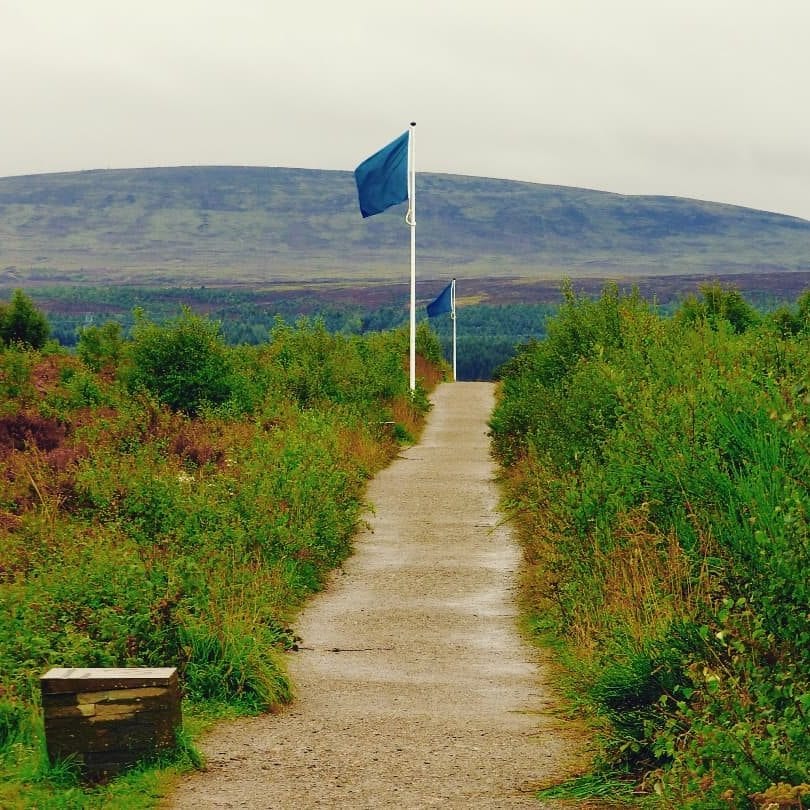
(451, 277, 457, 382)
(407, 122, 416, 392)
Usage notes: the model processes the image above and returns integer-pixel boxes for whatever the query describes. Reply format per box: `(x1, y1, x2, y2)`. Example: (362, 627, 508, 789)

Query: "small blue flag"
(427, 281, 454, 317)
(354, 131, 410, 218)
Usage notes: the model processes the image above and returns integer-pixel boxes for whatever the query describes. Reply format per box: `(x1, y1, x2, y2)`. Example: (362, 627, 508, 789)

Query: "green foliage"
(0, 698, 27, 753)
(77, 321, 124, 372)
(536, 772, 637, 802)
(490, 281, 646, 467)
(261, 318, 433, 415)
(767, 286, 810, 337)
(127, 308, 233, 414)
(798, 287, 810, 323)
(40, 365, 106, 419)
(415, 320, 444, 368)
(0, 290, 51, 349)
(677, 281, 760, 333)
(179, 619, 291, 710)
(0, 313, 441, 804)
(493, 284, 810, 806)
(0, 345, 35, 403)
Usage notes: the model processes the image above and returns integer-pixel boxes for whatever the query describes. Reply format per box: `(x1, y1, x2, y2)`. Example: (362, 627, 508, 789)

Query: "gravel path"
(166, 382, 587, 809)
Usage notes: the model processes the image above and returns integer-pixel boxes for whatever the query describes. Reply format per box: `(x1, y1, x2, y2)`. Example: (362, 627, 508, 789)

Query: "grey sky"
(3, 0, 810, 219)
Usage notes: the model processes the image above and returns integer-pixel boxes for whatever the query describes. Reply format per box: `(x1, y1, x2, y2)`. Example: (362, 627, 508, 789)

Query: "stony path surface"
(166, 382, 586, 809)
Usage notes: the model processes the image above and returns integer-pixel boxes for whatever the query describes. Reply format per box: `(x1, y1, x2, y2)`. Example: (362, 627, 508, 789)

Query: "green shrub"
(415, 319, 444, 367)
(677, 281, 760, 334)
(265, 318, 419, 410)
(179, 618, 291, 711)
(77, 320, 125, 372)
(0, 345, 34, 403)
(127, 308, 233, 414)
(0, 698, 27, 753)
(490, 281, 644, 467)
(0, 290, 50, 349)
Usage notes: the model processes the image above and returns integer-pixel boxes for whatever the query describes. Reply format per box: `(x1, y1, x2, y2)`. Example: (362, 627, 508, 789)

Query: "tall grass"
(0, 312, 444, 806)
(492, 282, 810, 808)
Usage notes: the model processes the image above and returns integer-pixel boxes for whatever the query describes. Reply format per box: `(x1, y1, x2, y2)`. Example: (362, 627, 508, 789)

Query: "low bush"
(77, 320, 125, 373)
(126, 308, 234, 414)
(0, 291, 51, 350)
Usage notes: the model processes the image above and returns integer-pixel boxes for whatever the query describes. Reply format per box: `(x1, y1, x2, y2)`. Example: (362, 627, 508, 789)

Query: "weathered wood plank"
(40, 667, 178, 694)
(40, 666, 181, 781)
(43, 694, 175, 718)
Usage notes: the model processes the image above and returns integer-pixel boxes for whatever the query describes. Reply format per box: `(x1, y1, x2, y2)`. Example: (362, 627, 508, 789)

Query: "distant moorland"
(2, 166, 810, 288)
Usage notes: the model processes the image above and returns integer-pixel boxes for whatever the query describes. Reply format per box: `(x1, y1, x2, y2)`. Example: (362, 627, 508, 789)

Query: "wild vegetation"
(0, 292, 444, 807)
(3, 275, 810, 807)
(491, 282, 810, 808)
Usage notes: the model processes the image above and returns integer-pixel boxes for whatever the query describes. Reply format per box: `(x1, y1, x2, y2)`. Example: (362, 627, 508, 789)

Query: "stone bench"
(40, 667, 181, 781)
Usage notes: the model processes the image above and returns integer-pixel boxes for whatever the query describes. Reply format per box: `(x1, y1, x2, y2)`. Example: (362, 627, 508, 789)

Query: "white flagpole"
(451, 277, 457, 382)
(407, 122, 416, 392)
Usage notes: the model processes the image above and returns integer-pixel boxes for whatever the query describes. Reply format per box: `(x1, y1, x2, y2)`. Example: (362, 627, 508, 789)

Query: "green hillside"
(1, 167, 810, 286)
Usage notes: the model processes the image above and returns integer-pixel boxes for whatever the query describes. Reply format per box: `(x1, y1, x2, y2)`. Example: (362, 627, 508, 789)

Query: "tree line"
(14, 285, 556, 381)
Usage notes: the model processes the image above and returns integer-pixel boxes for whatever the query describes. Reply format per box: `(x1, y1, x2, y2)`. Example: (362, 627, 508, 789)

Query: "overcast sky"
(3, 1, 810, 219)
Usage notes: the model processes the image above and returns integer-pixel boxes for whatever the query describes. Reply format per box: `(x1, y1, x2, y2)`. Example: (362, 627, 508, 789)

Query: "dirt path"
(166, 382, 587, 809)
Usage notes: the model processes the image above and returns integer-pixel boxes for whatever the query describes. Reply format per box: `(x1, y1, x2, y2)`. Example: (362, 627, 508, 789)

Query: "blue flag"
(354, 131, 410, 218)
(427, 281, 454, 317)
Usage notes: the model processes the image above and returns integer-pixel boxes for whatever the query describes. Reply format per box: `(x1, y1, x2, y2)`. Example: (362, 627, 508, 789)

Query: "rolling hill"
(1, 166, 810, 288)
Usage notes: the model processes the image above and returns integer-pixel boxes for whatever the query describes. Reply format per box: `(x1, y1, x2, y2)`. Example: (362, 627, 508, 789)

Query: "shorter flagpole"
(451, 278, 457, 382)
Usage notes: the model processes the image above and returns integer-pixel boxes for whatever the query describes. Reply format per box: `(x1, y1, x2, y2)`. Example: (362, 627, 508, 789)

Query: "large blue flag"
(354, 131, 410, 218)
(427, 281, 454, 317)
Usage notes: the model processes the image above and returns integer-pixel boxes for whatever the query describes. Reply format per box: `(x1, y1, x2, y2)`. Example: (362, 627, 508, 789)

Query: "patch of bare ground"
(165, 382, 590, 809)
